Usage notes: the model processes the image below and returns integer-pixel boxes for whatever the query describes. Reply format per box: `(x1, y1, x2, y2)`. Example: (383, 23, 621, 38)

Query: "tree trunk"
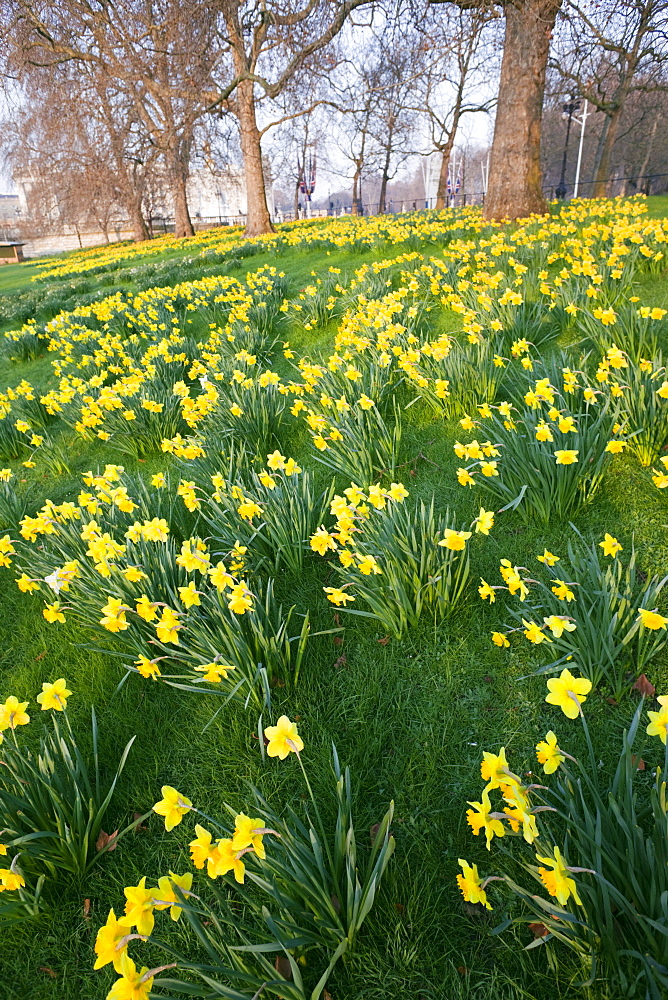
(639, 117, 658, 194)
(484, 0, 561, 221)
(173, 172, 194, 238)
(378, 147, 392, 214)
(237, 79, 274, 237)
(435, 137, 456, 210)
(294, 178, 300, 219)
(592, 102, 625, 197)
(352, 164, 361, 215)
(129, 197, 151, 242)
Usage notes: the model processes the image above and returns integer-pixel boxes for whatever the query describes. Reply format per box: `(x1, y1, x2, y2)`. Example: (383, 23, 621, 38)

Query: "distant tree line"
(0, 0, 666, 239)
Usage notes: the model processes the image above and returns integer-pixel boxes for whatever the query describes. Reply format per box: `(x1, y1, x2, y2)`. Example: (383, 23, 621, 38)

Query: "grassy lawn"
(0, 197, 667, 1000)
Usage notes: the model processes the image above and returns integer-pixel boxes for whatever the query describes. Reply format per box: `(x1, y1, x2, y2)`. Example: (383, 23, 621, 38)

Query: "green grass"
(1, 207, 668, 999)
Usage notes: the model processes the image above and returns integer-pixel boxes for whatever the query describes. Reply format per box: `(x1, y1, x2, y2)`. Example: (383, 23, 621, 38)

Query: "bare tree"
(4, 0, 222, 236)
(552, 0, 668, 196)
(413, 5, 498, 209)
(429, 0, 561, 219)
(4, 0, 379, 236)
(4, 67, 156, 241)
(207, 0, 378, 234)
(367, 32, 421, 213)
(333, 44, 383, 215)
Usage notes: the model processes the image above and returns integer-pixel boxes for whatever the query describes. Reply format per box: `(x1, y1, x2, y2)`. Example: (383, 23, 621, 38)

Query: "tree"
(268, 101, 328, 218)
(208, 0, 376, 234)
(4, 67, 156, 241)
(4, 0, 377, 236)
(333, 44, 383, 215)
(552, 0, 668, 196)
(413, 5, 498, 209)
(429, 0, 562, 219)
(4, 0, 221, 236)
(484, 0, 562, 218)
(368, 32, 421, 213)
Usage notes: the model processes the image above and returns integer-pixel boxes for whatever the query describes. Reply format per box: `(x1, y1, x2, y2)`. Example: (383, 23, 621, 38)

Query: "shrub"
(311, 485, 473, 638)
(455, 363, 622, 523)
(458, 690, 668, 1000)
(94, 728, 394, 1000)
(492, 527, 668, 700)
(0, 682, 138, 883)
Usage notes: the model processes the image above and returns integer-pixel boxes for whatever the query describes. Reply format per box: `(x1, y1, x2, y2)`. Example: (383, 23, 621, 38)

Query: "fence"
(7, 173, 668, 259)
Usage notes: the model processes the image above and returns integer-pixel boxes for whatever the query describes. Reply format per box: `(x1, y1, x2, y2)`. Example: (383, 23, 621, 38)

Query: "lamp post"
(555, 96, 581, 200)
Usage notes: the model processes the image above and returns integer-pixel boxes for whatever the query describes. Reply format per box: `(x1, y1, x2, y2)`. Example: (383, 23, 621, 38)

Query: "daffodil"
(36, 678, 72, 711)
(535, 731, 565, 774)
(323, 586, 354, 606)
(537, 847, 582, 906)
(107, 952, 154, 1000)
(209, 838, 247, 883)
(0, 696, 29, 730)
(551, 579, 575, 602)
(43, 600, 66, 623)
(189, 824, 218, 874)
(537, 549, 559, 566)
(466, 788, 505, 850)
(599, 533, 622, 557)
(647, 695, 668, 743)
(522, 619, 551, 644)
(310, 526, 337, 555)
(231, 813, 267, 858)
(480, 748, 517, 790)
(554, 449, 579, 465)
(456, 859, 491, 910)
(93, 908, 132, 972)
(474, 507, 495, 535)
(122, 877, 156, 935)
(543, 615, 576, 638)
(264, 716, 303, 759)
(545, 668, 592, 719)
(637, 607, 668, 630)
(438, 528, 472, 551)
(152, 786, 193, 831)
(153, 872, 193, 921)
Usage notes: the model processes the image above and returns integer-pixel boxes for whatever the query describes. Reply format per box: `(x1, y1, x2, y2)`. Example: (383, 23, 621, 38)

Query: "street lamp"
(555, 96, 581, 200)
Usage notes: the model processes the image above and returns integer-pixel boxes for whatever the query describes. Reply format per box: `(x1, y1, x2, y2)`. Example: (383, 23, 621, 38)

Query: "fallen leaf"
(633, 674, 656, 698)
(529, 922, 550, 938)
(394, 902, 405, 914)
(377, 636, 390, 646)
(275, 956, 293, 980)
(333, 655, 347, 669)
(606, 697, 618, 706)
(323, 993, 333, 1000)
(35, 651, 47, 661)
(132, 812, 148, 833)
(39, 967, 57, 978)
(332, 612, 341, 626)
(96, 829, 118, 852)
(483, 674, 493, 684)
(83, 898, 91, 920)
(456, 966, 468, 976)
(631, 754, 646, 771)
(333, 635, 343, 646)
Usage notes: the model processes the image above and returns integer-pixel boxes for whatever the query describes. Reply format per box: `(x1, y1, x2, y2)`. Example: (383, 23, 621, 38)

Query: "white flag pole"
(573, 99, 589, 199)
